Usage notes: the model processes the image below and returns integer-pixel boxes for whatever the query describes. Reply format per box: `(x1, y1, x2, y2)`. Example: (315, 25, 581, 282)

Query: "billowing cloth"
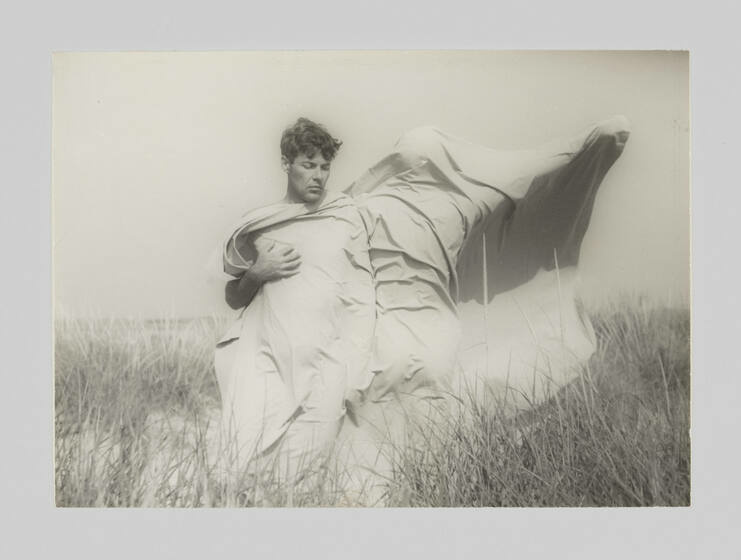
(215, 192, 376, 473)
(345, 117, 630, 409)
(331, 118, 629, 503)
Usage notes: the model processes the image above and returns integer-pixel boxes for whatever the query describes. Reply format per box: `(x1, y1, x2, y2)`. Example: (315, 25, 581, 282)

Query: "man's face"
(284, 151, 331, 204)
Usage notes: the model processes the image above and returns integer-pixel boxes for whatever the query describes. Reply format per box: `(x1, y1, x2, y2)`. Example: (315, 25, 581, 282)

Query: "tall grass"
(54, 302, 690, 507)
(386, 301, 690, 506)
(54, 317, 222, 506)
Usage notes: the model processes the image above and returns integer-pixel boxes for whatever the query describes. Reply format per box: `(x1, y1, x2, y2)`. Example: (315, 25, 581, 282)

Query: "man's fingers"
(266, 244, 300, 261)
(281, 268, 301, 278)
(282, 253, 301, 266)
(282, 259, 301, 271)
(274, 267, 300, 279)
(279, 245, 298, 257)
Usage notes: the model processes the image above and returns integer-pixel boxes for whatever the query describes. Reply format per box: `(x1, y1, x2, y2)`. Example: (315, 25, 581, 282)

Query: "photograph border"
(3, 0, 739, 558)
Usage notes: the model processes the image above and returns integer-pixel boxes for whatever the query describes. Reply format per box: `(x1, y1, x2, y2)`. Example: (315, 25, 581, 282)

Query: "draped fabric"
(345, 117, 630, 409)
(215, 192, 376, 471)
(334, 118, 630, 503)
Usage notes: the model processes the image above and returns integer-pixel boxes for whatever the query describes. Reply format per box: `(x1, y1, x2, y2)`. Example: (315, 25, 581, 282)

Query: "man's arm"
(223, 241, 302, 309)
(224, 274, 260, 310)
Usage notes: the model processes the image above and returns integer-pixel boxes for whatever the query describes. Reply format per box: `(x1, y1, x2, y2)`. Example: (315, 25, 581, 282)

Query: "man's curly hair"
(280, 118, 342, 163)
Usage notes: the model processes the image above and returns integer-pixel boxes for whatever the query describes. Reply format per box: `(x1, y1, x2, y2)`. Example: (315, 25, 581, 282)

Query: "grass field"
(54, 301, 690, 507)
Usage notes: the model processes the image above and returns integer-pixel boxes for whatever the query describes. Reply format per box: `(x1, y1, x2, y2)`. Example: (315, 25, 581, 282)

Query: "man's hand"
(244, 241, 302, 282)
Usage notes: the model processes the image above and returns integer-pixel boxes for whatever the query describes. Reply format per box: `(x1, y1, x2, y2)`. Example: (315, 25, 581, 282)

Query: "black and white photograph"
(52, 50, 689, 508)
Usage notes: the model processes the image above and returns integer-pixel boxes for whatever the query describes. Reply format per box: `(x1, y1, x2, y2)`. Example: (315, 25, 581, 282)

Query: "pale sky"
(52, 51, 689, 318)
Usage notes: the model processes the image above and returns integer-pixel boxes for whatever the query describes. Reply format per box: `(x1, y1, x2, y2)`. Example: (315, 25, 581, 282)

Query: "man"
(215, 118, 376, 484)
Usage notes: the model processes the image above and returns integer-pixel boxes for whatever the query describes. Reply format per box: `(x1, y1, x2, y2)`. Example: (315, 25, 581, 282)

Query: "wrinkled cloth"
(215, 192, 376, 472)
(334, 118, 629, 503)
(346, 117, 630, 407)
